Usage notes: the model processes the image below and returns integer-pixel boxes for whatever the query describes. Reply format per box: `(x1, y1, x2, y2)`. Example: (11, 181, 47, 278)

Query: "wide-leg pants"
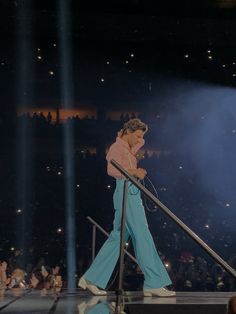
(83, 179, 172, 290)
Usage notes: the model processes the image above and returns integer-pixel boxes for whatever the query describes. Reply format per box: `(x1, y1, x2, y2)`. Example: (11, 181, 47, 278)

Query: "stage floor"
(0, 289, 234, 313)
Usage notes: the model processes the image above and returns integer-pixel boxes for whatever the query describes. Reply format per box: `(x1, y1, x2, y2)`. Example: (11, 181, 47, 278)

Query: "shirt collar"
(116, 137, 131, 151)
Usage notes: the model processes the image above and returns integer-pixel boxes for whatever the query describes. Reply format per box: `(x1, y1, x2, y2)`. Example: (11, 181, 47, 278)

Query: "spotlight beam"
(58, 0, 77, 290)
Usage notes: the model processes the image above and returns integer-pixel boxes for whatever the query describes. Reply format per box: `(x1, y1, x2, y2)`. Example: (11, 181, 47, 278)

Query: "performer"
(79, 118, 175, 297)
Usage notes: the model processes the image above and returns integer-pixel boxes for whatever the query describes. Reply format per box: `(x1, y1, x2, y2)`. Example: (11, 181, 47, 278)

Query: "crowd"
(0, 252, 62, 296)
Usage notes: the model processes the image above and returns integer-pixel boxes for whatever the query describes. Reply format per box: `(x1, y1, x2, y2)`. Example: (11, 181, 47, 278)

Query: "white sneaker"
(143, 287, 176, 297)
(78, 277, 107, 296)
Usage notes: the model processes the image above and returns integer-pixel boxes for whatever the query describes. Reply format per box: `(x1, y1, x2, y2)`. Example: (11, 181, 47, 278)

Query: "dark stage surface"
(0, 289, 234, 313)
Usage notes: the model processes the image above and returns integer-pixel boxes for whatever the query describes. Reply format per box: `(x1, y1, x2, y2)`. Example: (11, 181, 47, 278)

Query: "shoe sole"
(78, 278, 107, 296)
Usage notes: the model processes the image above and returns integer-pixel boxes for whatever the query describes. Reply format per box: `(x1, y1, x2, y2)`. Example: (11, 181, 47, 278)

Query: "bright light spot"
(10, 247, 15, 251)
(233, 62, 235, 65)
(49, 70, 54, 76)
(53, 43, 57, 47)
(233, 74, 236, 77)
(16, 209, 22, 214)
(226, 203, 230, 207)
(37, 55, 42, 60)
(46, 166, 50, 171)
(160, 186, 167, 191)
(58, 171, 62, 175)
(125, 60, 129, 64)
(130, 53, 134, 57)
(57, 228, 62, 234)
(1, 62, 5, 66)
(184, 54, 189, 58)
(205, 224, 210, 229)
(107, 185, 111, 189)
(179, 166, 183, 170)
(37, 48, 41, 52)
(128, 70, 132, 73)
(76, 184, 80, 188)
(100, 78, 105, 82)
(232, 130, 236, 133)
(106, 61, 110, 65)
(125, 242, 129, 247)
(208, 55, 213, 60)
(222, 64, 226, 67)
(165, 263, 169, 268)
(207, 50, 211, 54)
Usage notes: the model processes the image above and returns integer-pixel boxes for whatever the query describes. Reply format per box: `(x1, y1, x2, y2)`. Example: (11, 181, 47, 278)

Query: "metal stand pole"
(115, 179, 129, 314)
(92, 225, 96, 261)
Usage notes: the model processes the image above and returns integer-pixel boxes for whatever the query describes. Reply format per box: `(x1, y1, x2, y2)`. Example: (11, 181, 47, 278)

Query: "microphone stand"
(115, 179, 128, 314)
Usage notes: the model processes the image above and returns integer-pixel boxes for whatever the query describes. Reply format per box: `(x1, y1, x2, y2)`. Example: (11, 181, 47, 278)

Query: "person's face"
(127, 129, 145, 148)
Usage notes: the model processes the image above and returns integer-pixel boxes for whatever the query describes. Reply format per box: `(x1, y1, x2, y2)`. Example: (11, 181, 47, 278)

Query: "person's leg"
(83, 181, 129, 289)
(125, 184, 172, 290)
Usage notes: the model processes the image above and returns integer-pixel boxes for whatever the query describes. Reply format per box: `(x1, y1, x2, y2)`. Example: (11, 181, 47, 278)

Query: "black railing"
(111, 159, 236, 280)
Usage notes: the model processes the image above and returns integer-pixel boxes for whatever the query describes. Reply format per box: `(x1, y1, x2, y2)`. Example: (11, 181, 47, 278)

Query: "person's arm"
(131, 138, 145, 155)
(127, 168, 147, 179)
(0, 262, 7, 283)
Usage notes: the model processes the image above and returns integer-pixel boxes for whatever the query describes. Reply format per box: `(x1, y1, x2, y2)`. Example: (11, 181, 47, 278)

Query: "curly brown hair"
(119, 118, 148, 136)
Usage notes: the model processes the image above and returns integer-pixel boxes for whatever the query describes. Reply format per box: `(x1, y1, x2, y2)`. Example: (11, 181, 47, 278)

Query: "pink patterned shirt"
(106, 137, 145, 178)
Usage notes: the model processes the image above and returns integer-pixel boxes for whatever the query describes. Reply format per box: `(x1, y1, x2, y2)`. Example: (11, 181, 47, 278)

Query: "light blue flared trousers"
(83, 179, 172, 290)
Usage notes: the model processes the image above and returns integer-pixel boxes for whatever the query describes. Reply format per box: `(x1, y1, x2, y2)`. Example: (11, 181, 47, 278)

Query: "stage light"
(58, 0, 77, 290)
(15, 0, 34, 268)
